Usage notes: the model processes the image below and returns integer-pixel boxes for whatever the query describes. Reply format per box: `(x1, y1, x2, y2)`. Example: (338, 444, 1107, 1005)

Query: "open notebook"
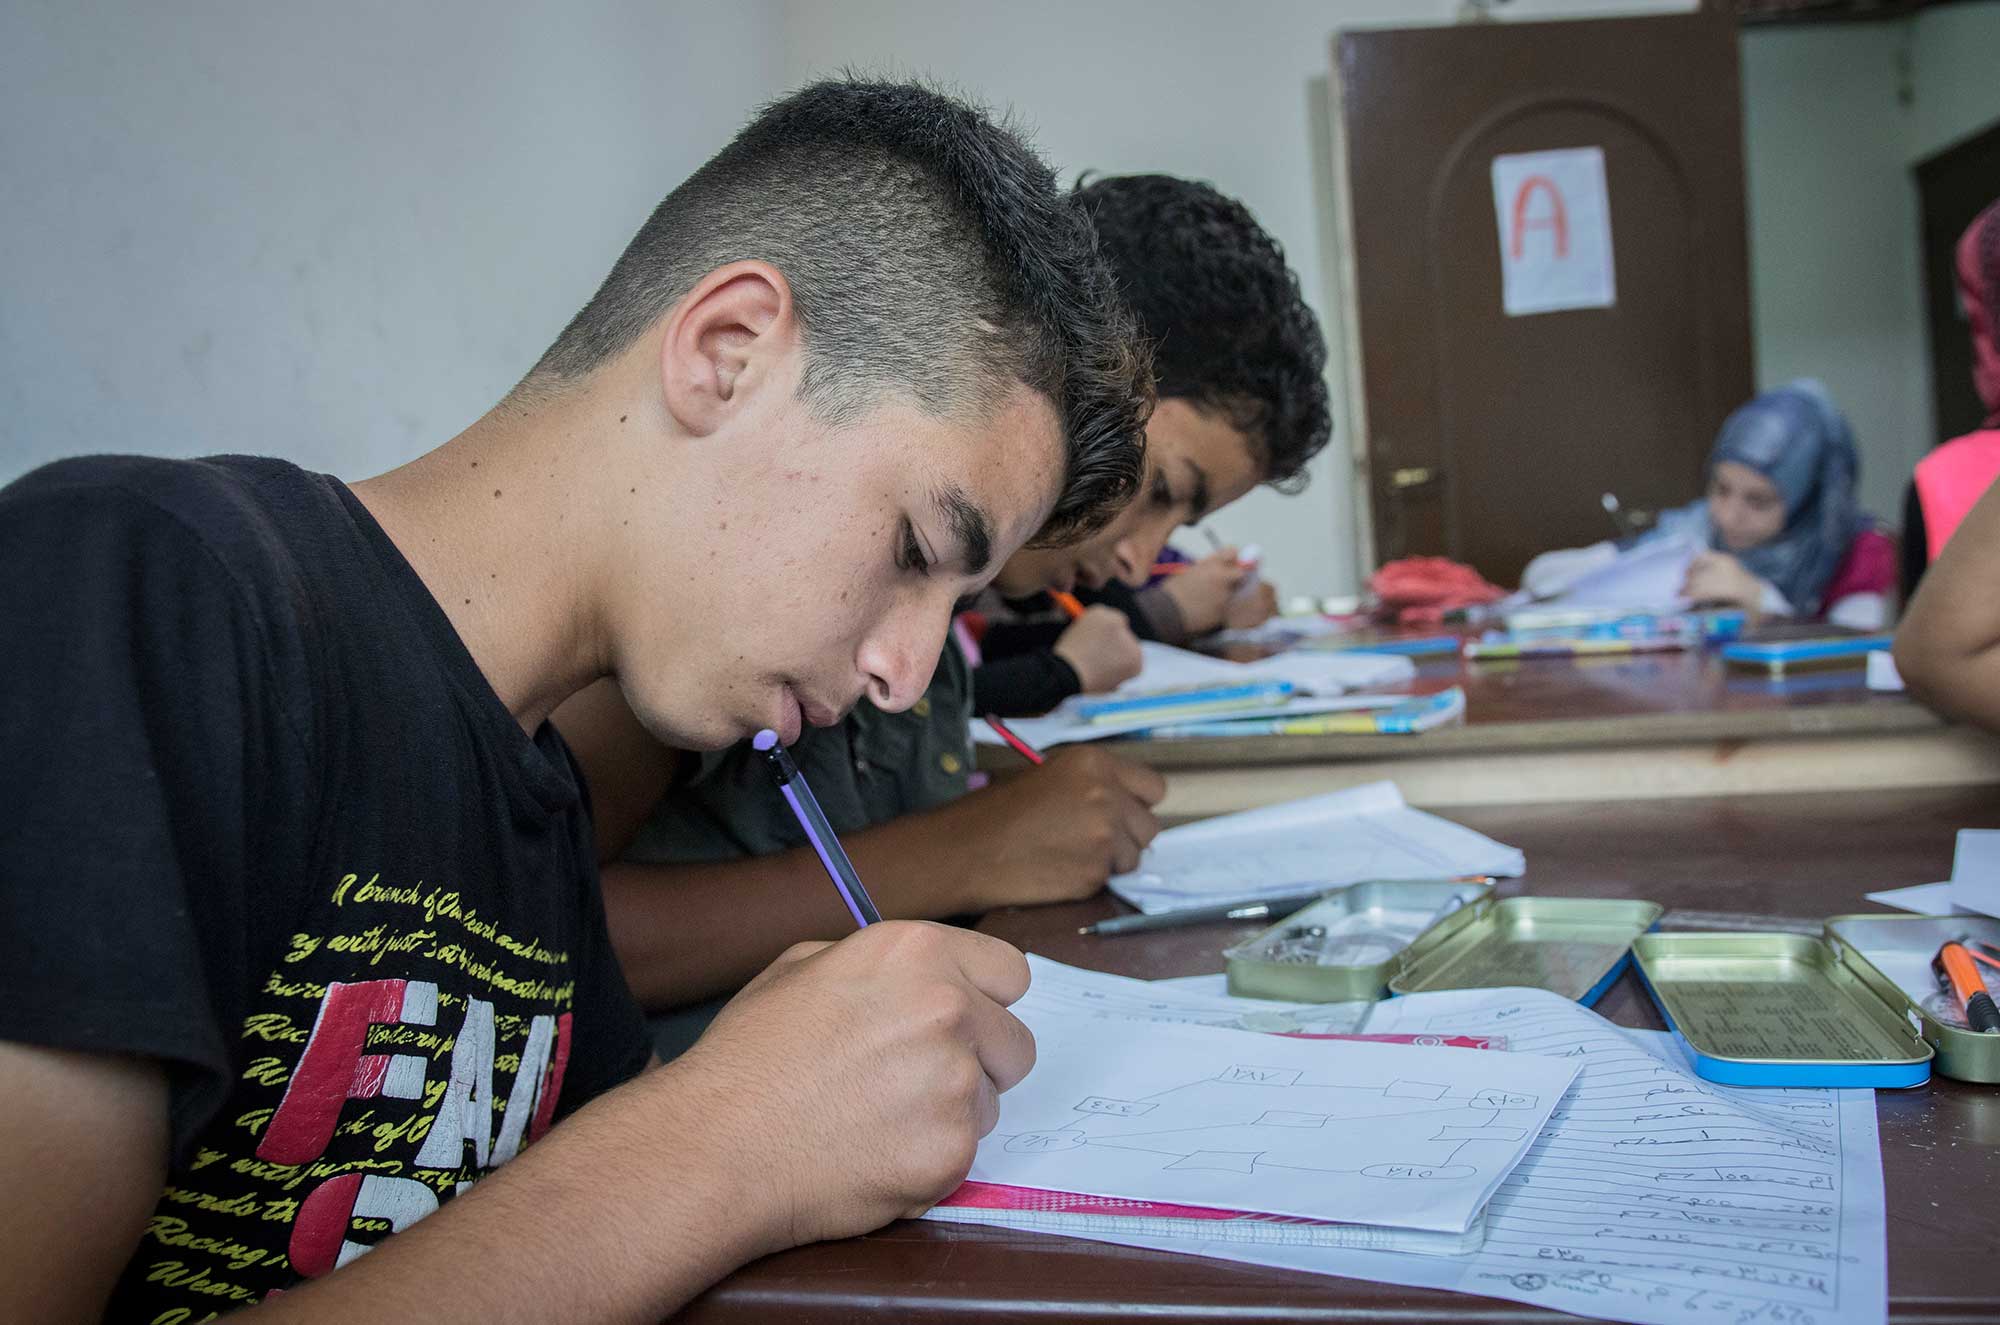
(922, 964, 1578, 1255)
(970, 642, 1417, 748)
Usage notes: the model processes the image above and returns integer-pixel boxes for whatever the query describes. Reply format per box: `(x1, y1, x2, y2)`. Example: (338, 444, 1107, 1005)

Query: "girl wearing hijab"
(1905, 199, 2000, 597)
(1523, 379, 1893, 627)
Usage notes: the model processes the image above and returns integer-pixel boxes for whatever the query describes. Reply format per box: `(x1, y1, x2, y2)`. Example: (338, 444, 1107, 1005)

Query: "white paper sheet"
(959, 976, 1887, 1325)
(971, 642, 1416, 749)
(1534, 532, 1702, 613)
(1864, 651, 1904, 692)
(1108, 781, 1526, 915)
(1492, 147, 1617, 317)
(1948, 828, 2000, 919)
(963, 995, 1577, 1234)
(1017, 953, 1372, 1035)
(1861, 881, 1964, 916)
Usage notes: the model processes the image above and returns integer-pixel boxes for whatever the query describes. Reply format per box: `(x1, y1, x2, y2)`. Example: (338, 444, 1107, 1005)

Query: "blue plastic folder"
(1072, 680, 1294, 724)
(1323, 634, 1460, 658)
(1720, 633, 1893, 668)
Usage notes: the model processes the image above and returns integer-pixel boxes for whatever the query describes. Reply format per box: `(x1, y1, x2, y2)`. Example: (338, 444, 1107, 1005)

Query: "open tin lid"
(1388, 896, 1664, 1006)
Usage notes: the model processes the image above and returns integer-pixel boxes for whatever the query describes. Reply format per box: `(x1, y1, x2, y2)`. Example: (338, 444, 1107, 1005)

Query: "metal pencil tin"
(1821, 913, 2000, 1084)
(1387, 896, 1663, 1005)
(1223, 878, 1494, 1002)
(1631, 931, 1933, 1088)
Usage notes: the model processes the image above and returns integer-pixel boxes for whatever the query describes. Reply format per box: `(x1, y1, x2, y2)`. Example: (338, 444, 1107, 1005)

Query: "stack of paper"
(933, 959, 1888, 1325)
(1107, 781, 1525, 915)
(1530, 532, 1703, 614)
(1869, 829, 2000, 917)
(927, 959, 1578, 1253)
(1950, 829, 2000, 917)
(970, 642, 1416, 748)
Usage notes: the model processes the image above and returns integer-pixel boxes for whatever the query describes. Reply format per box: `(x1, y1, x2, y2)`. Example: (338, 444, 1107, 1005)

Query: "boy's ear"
(659, 261, 796, 437)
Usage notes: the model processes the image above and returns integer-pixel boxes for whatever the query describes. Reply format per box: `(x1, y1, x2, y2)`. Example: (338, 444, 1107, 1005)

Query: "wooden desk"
(984, 644, 2000, 817)
(680, 788, 2000, 1324)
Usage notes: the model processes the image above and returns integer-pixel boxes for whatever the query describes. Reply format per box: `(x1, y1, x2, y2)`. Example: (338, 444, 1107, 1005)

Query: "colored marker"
(1051, 590, 1086, 620)
(1933, 940, 2000, 1033)
(753, 728, 881, 928)
(983, 715, 1045, 765)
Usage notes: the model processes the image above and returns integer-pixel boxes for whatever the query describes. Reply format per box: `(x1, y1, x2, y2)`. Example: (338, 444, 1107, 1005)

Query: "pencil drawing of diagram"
(999, 1063, 1541, 1180)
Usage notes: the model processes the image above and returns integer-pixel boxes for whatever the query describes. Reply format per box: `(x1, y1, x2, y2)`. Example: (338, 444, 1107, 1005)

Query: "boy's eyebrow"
(1183, 458, 1213, 521)
(935, 484, 994, 576)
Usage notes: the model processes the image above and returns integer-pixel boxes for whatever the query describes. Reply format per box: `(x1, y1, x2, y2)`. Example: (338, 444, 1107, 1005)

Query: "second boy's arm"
(599, 747, 1165, 1008)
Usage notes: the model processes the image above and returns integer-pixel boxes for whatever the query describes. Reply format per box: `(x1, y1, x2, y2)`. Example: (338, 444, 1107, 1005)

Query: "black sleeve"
(971, 652, 1082, 717)
(1901, 478, 1929, 603)
(978, 618, 1070, 660)
(1077, 579, 1164, 642)
(0, 467, 306, 1158)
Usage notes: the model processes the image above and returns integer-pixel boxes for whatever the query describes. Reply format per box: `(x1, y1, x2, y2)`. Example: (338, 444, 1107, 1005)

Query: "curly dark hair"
(528, 78, 1152, 545)
(1074, 174, 1330, 492)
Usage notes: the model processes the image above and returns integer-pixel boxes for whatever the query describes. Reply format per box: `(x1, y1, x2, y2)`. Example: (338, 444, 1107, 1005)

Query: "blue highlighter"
(752, 728, 882, 929)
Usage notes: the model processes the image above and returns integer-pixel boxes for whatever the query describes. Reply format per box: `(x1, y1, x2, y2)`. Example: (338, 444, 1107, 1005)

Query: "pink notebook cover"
(936, 1031, 1499, 1220)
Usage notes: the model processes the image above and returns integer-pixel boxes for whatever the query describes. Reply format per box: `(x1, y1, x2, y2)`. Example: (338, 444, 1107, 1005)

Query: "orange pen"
(1050, 591, 1085, 620)
(1933, 941, 2000, 1033)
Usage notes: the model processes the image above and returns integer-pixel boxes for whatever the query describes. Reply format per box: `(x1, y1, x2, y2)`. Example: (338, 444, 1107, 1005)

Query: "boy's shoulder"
(3, 453, 350, 632)
(4, 452, 320, 558)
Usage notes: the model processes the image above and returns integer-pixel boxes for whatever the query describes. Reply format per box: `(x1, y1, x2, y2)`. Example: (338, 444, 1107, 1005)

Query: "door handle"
(1389, 466, 1436, 491)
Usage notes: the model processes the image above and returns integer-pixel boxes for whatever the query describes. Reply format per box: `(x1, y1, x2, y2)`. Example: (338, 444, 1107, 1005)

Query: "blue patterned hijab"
(1648, 380, 1865, 614)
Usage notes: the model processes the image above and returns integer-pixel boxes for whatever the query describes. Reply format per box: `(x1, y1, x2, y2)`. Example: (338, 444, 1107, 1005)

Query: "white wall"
(10, 2, 1991, 590)
(776, 0, 1696, 600)
(1740, 23, 1930, 523)
(1739, 1, 2000, 525)
(0, 0, 782, 484)
(1909, 1, 2000, 160)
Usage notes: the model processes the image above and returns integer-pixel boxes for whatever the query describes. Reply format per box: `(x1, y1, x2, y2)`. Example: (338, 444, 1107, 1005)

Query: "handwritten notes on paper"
(967, 985, 1576, 1235)
(960, 965, 1887, 1325)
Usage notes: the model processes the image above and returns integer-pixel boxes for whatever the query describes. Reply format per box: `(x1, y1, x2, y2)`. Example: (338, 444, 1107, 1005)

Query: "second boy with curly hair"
(568, 173, 1333, 1021)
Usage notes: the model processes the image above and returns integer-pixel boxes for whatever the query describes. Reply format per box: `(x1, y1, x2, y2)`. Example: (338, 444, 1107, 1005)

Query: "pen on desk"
(1078, 875, 1497, 937)
(982, 715, 1045, 765)
(1934, 940, 2000, 1033)
(753, 728, 882, 928)
(1050, 590, 1085, 620)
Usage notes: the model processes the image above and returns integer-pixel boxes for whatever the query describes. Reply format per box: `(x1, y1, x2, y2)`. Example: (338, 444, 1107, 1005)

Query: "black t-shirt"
(0, 455, 651, 1318)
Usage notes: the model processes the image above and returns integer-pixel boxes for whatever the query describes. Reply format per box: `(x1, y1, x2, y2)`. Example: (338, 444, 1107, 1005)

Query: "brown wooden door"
(1337, 10, 1754, 585)
(1916, 119, 2000, 446)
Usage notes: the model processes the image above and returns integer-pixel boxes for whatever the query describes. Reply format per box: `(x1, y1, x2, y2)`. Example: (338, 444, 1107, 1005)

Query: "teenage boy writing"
(0, 80, 1150, 1321)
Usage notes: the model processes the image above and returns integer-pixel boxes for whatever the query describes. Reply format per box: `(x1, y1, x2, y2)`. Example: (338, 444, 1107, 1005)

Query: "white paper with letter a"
(1491, 146, 1615, 316)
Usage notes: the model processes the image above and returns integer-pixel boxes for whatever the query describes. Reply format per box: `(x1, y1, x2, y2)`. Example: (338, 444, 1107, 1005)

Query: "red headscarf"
(1959, 199, 2000, 426)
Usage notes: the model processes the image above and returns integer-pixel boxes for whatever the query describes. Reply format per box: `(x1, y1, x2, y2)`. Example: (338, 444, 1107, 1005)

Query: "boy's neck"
(350, 386, 643, 735)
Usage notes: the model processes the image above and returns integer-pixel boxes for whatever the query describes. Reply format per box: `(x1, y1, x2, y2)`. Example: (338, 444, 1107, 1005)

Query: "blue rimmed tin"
(1632, 931, 1932, 1088)
(1720, 633, 1893, 675)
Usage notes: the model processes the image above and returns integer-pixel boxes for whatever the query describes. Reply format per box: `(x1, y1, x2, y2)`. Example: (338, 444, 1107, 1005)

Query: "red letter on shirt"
(258, 979, 438, 1165)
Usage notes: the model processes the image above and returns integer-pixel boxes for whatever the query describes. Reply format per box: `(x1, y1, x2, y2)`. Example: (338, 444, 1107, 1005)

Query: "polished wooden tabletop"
(979, 630, 1942, 774)
(679, 786, 2000, 1323)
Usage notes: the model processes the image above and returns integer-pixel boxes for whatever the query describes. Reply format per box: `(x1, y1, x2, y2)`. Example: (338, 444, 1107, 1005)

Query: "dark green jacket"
(626, 641, 973, 864)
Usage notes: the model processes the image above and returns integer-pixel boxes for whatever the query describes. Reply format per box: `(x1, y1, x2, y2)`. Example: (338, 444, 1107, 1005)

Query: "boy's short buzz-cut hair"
(1074, 174, 1331, 494)
(528, 77, 1152, 546)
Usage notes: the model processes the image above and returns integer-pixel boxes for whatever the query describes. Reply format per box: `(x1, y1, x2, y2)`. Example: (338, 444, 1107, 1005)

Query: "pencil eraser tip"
(751, 728, 778, 751)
